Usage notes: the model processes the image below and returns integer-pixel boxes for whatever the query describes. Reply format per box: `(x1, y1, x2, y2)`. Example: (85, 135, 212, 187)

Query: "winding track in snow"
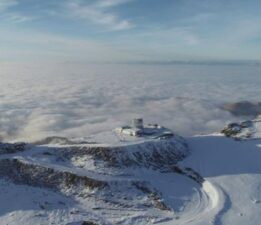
(175, 180, 227, 225)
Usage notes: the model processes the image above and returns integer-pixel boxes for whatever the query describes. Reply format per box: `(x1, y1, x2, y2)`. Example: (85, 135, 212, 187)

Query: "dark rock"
(132, 181, 170, 211)
(0, 142, 27, 155)
(0, 158, 107, 192)
(56, 137, 189, 169)
(222, 101, 261, 117)
(82, 221, 99, 225)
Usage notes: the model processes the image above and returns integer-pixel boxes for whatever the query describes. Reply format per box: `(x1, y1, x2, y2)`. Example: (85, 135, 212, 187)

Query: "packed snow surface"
(179, 135, 261, 225)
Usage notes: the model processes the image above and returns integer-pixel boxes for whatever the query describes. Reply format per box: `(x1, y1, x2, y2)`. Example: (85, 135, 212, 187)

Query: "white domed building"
(115, 118, 174, 139)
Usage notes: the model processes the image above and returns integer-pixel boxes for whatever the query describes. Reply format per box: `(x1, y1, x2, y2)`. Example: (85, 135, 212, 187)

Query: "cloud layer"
(0, 63, 260, 142)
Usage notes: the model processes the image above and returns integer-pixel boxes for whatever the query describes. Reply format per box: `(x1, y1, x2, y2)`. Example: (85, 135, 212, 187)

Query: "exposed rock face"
(163, 166, 205, 184)
(33, 136, 95, 145)
(0, 158, 107, 192)
(81, 222, 100, 225)
(66, 221, 100, 225)
(0, 134, 191, 224)
(132, 181, 171, 211)
(0, 142, 27, 155)
(0, 136, 189, 194)
(222, 101, 261, 117)
(221, 123, 242, 137)
(221, 116, 261, 140)
(59, 137, 189, 169)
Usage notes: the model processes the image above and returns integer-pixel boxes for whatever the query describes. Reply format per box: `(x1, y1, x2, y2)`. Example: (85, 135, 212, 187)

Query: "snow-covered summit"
(31, 131, 189, 169)
(0, 128, 191, 225)
(1, 123, 261, 225)
(28, 120, 188, 169)
(32, 119, 176, 148)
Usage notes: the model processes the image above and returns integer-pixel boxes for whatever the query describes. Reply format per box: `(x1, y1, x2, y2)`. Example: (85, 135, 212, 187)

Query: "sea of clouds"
(0, 63, 260, 142)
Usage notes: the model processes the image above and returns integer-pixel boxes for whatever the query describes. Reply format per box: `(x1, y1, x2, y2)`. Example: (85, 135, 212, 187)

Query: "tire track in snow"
(177, 180, 229, 225)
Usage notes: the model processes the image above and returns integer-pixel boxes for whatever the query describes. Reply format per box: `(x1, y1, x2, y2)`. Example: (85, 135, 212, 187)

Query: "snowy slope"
(178, 135, 261, 225)
(0, 125, 261, 225)
(0, 136, 193, 225)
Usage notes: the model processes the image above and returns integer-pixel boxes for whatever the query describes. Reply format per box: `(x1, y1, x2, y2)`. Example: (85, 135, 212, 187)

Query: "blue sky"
(1, 0, 261, 63)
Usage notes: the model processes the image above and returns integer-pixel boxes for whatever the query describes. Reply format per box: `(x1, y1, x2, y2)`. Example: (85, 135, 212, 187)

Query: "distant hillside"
(222, 101, 261, 117)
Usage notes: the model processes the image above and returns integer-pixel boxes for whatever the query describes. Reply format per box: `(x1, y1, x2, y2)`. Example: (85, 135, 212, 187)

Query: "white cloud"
(65, 0, 134, 31)
(4, 13, 32, 23)
(0, 63, 260, 142)
(96, 0, 133, 8)
(0, 0, 17, 11)
(0, 28, 144, 62)
(0, 0, 33, 23)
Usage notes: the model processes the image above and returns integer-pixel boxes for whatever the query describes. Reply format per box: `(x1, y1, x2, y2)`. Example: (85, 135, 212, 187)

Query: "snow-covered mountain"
(0, 134, 192, 225)
(0, 121, 261, 225)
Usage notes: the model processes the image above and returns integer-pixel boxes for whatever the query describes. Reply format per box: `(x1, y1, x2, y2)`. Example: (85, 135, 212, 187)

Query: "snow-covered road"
(176, 135, 261, 225)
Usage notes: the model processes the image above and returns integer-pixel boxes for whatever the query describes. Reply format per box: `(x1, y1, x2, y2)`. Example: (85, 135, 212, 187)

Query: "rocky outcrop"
(56, 136, 189, 169)
(0, 133, 191, 222)
(0, 158, 107, 192)
(33, 136, 95, 145)
(161, 165, 205, 184)
(221, 116, 261, 140)
(0, 135, 190, 199)
(0, 142, 27, 155)
(132, 181, 171, 211)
